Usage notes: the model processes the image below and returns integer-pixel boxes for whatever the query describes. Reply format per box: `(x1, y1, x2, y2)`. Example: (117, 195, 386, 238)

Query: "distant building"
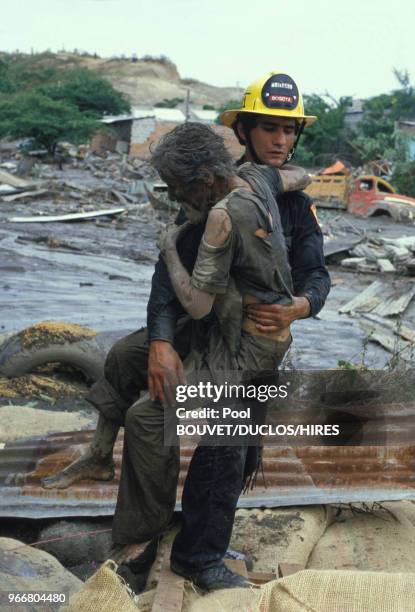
(344, 99, 364, 130)
(395, 120, 415, 161)
(92, 107, 242, 159)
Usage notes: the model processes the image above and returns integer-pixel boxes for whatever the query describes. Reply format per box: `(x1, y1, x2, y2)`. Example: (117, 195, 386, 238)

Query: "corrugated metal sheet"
(0, 417, 414, 518)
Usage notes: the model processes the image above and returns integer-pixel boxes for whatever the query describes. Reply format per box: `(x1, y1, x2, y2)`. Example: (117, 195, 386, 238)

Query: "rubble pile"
(0, 142, 161, 222)
(341, 235, 415, 276)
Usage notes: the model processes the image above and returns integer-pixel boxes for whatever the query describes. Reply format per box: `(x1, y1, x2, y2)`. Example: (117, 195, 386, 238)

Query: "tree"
(39, 68, 131, 117)
(0, 92, 99, 155)
(351, 69, 415, 162)
(391, 161, 415, 197)
(300, 94, 355, 166)
(154, 97, 184, 108)
(215, 100, 241, 124)
(0, 58, 14, 93)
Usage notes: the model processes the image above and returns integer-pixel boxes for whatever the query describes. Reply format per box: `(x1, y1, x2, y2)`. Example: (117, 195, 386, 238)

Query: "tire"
(0, 331, 114, 383)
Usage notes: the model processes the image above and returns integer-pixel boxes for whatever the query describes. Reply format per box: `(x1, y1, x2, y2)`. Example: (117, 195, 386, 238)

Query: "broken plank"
(372, 287, 415, 317)
(152, 549, 184, 612)
(377, 259, 396, 273)
(8, 207, 126, 223)
(339, 280, 384, 314)
(361, 313, 415, 344)
(224, 558, 249, 578)
(247, 571, 276, 584)
(278, 563, 306, 578)
(2, 189, 49, 202)
(359, 320, 414, 362)
(0, 169, 36, 189)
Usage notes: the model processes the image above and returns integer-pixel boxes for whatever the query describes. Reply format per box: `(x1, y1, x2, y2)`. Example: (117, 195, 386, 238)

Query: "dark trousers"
(86, 320, 251, 570)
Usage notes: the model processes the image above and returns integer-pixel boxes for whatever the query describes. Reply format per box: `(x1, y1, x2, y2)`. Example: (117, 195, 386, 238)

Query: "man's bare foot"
(110, 542, 149, 565)
(41, 449, 115, 489)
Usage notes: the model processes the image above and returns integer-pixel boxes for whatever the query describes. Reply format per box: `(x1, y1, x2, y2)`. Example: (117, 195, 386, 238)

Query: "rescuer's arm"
(247, 195, 330, 331)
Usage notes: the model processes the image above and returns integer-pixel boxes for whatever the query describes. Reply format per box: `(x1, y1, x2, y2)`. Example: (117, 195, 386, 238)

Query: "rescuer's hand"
(148, 340, 186, 405)
(246, 296, 311, 332)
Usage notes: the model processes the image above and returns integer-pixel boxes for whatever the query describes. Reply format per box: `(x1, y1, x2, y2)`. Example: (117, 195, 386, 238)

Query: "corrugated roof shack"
(91, 108, 243, 160)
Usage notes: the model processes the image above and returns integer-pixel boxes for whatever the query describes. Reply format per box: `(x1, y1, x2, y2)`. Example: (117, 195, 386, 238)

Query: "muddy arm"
(161, 210, 232, 320)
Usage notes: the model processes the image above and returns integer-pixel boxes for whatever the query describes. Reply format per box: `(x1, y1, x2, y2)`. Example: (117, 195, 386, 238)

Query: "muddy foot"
(110, 542, 149, 565)
(41, 451, 115, 489)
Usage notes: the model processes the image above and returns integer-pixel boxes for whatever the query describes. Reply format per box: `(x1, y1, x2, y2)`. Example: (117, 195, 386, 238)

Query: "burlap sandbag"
(189, 570, 415, 612)
(64, 560, 137, 612)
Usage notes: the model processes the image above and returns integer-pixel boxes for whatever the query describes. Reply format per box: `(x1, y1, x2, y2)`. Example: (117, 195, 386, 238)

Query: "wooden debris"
(0, 169, 35, 189)
(2, 189, 49, 203)
(359, 317, 414, 361)
(377, 259, 396, 273)
(360, 313, 415, 344)
(380, 236, 415, 251)
(224, 558, 249, 578)
(8, 207, 126, 223)
(340, 257, 366, 269)
(323, 236, 362, 261)
(339, 280, 383, 314)
(384, 244, 410, 260)
(151, 547, 184, 612)
(372, 286, 415, 317)
(278, 563, 306, 578)
(247, 571, 277, 584)
(356, 262, 378, 274)
(339, 280, 415, 317)
(352, 243, 384, 262)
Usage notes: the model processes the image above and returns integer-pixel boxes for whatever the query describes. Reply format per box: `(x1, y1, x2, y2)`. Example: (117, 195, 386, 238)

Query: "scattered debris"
(377, 259, 396, 273)
(17, 321, 97, 350)
(339, 280, 415, 317)
(9, 207, 126, 223)
(0, 169, 38, 190)
(2, 189, 49, 203)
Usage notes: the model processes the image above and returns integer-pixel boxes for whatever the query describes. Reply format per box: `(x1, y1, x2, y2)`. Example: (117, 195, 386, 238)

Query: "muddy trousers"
(86, 322, 250, 570)
(112, 393, 250, 571)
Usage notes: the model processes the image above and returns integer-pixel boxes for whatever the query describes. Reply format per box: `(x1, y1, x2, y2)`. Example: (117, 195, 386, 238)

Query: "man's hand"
(157, 221, 192, 256)
(148, 340, 186, 405)
(247, 296, 311, 332)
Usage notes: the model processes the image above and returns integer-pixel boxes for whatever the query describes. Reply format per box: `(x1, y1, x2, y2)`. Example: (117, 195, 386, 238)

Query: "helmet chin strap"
(284, 120, 306, 165)
(245, 131, 263, 165)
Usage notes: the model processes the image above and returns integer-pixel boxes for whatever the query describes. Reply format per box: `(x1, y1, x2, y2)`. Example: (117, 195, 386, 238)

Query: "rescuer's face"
(238, 116, 297, 167)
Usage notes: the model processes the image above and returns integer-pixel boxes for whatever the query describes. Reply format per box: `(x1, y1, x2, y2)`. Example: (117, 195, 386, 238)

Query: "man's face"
(166, 178, 211, 224)
(237, 116, 297, 167)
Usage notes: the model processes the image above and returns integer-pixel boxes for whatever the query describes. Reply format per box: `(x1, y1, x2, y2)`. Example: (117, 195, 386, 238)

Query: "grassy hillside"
(0, 51, 243, 108)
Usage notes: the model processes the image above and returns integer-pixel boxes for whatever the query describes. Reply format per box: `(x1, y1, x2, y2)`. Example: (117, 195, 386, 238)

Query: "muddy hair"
(151, 122, 235, 185)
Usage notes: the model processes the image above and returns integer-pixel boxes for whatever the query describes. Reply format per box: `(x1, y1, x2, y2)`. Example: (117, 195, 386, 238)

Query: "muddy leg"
(41, 414, 119, 489)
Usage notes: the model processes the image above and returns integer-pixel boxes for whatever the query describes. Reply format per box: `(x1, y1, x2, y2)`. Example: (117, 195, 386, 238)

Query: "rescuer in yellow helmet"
(220, 71, 316, 166)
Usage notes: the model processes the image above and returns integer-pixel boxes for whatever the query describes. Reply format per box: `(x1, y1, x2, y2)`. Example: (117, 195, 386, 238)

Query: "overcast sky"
(2, 0, 414, 100)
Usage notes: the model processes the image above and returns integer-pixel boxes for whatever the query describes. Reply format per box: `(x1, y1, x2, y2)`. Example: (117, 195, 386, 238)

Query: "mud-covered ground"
(1, 159, 415, 369)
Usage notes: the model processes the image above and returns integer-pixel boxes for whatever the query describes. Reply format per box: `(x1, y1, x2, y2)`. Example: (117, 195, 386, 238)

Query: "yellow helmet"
(219, 71, 317, 128)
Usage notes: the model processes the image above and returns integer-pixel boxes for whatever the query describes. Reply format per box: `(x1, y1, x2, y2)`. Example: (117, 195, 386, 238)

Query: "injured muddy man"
(41, 71, 330, 591)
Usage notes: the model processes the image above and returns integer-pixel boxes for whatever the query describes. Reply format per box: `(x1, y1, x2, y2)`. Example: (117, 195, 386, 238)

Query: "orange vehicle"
(305, 173, 415, 223)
